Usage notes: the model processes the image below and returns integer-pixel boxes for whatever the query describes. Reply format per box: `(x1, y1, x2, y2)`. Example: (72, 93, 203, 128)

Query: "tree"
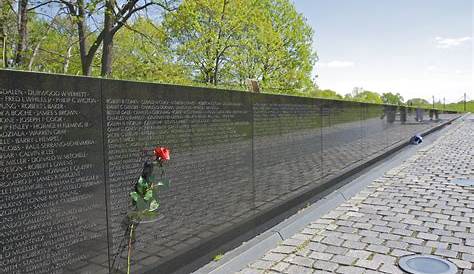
(164, 0, 260, 85)
(406, 98, 429, 107)
(0, 0, 15, 67)
(229, 0, 316, 92)
(311, 89, 342, 99)
(14, 0, 28, 66)
(164, 0, 316, 90)
(352, 90, 383, 104)
(112, 18, 191, 84)
(381, 92, 404, 105)
(59, 0, 177, 76)
(26, 15, 82, 73)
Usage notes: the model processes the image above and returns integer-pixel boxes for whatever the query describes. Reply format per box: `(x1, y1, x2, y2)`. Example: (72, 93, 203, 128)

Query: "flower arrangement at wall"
(126, 146, 171, 274)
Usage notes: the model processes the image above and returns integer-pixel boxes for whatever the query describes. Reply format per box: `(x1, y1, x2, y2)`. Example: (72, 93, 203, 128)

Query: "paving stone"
(366, 244, 390, 254)
(321, 236, 344, 246)
(461, 253, 474, 262)
(282, 238, 305, 247)
(291, 256, 314, 268)
(307, 242, 327, 252)
(270, 262, 290, 272)
(448, 258, 472, 269)
(392, 228, 413, 236)
(451, 244, 474, 253)
(417, 232, 439, 241)
(285, 265, 314, 274)
(324, 245, 348, 255)
(390, 249, 414, 257)
(250, 260, 274, 269)
(433, 248, 459, 259)
(379, 263, 404, 274)
(401, 236, 424, 245)
(355, 258, 382, 270)
(408, 244, 433, 254)
(262, 252, 287, 262)
(308, 251, 333, 261)
(313, 260, 338, 272)
(273, 245, 297, 254)
(346, 249, 372, 260)
(425, 240, 448, 249)
(385, 240, 408, 249)
(238, 268, 264, 274)
(335, 266, 366, 274)
(341, 240, 367, 250)
(331, 255, 356, 265)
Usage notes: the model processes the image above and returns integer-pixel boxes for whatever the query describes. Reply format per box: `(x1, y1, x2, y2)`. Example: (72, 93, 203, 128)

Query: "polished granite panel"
(321, 100, 364, 178)
(102, 80, 254, 273)
(0, 70, 108, 274)
(252, 94, 322, 211)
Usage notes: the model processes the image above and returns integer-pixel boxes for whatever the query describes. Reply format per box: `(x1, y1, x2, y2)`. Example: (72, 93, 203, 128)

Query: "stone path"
(238, 115, 474, 274)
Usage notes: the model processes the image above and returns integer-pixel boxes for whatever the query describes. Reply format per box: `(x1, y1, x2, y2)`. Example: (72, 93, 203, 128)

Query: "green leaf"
(130, 192, 139, 202)
(136, 177, 148, 195)
(136, 196, 147, 211)
(144, 189, 153, 201)
(149, 200, 160, 211)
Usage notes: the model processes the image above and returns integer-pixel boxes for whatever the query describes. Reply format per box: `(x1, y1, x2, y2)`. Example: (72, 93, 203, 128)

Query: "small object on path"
(410, 134, 423, 145)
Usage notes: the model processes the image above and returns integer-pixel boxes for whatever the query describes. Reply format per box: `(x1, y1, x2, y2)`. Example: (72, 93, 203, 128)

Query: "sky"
(293, 0, 473, 103)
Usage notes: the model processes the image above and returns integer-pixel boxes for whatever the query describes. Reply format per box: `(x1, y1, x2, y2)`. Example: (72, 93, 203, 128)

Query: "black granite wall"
(0, 70, 460, 273)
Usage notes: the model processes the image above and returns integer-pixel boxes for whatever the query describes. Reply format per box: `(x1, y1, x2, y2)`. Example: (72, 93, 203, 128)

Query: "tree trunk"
(63, 44, 72, 73)
(74, 0, 92, 75)
(1, 30, 6, 68)
(101, 0, 115, 77)
(27, 40, 41, 70)
(0, 1, 7, 68)
(15, 0, 28, 66)
(211, 0, 227, 85)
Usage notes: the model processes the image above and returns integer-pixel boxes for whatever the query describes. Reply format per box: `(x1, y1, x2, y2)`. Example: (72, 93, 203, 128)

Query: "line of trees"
(0, 0, 316, 93)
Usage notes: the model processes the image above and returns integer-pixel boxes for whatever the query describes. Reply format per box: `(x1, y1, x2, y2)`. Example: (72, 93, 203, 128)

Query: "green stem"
(127, 224, 135, 274)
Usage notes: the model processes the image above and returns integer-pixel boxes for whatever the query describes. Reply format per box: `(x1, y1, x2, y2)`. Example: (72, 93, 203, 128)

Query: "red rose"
(154, 147, 170, 161)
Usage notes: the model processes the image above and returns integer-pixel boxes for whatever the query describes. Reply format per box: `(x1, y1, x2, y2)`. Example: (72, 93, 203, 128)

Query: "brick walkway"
(238, 115, 474, 274)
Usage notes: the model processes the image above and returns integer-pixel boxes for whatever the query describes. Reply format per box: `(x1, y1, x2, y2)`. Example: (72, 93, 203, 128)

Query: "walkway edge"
(193, 116, 463, 274)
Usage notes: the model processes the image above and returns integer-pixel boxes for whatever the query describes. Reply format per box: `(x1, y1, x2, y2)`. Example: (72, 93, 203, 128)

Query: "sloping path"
(238, 115, 474, 274)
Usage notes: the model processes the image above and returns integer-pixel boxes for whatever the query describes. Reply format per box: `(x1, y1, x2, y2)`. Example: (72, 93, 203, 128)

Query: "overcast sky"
(293, 0, 473, 103)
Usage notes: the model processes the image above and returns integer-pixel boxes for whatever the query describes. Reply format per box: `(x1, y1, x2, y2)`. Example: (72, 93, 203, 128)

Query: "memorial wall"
(0, 70, 460, 273)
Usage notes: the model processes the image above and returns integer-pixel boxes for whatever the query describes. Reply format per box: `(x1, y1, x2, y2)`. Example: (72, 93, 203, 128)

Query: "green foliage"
(162, 0, 316, 91)
(381, 92, 404, 105)
(129, 172, 170, 220)
(213, 253, 224, 261)
(443, 100, 474, 113)
(352, 90, 383, 104)
(406, 98, 430, 106)
(311, 89, 343, 99)
(4, 0, 316, 92)
(113, 18, 192, 84)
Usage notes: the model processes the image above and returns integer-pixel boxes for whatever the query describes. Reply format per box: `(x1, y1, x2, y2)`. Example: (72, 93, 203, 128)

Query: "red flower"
(154, 147, 170, 161)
